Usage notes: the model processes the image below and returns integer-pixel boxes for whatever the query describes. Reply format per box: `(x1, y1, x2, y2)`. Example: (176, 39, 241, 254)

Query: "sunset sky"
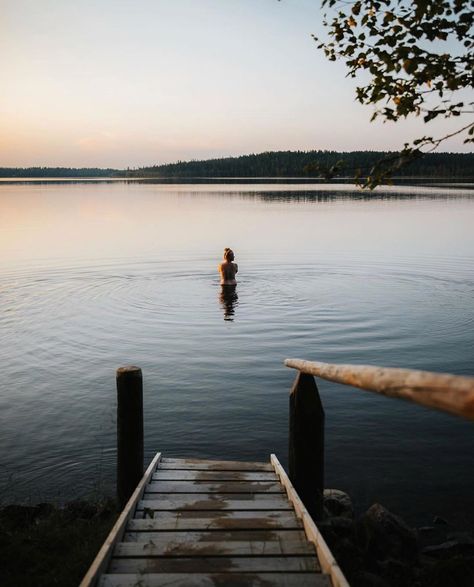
(1, 0, 471, 168)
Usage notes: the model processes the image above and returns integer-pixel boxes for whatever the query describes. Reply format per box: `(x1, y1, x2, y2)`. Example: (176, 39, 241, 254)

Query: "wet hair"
(224, 247, 234, 262)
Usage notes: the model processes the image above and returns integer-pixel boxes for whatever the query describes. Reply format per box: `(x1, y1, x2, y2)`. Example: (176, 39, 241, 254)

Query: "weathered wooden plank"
(152, 471, 278, 481)
(109, 556, 320, 573)
(115, 539, 315, 557)
(271, 454, 350, 587)
(128, 511, 303, 531)
(143, 492, 286, 501)
(124, 530, 307, 543)
(146, 481, 284, 494)
(159, 458, 273, 471)
(99, 573, 332, 587)
(137, 496, 291, 512)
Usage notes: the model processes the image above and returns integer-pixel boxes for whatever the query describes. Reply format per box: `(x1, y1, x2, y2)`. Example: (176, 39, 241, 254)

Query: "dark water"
(0, 180, 473, 529)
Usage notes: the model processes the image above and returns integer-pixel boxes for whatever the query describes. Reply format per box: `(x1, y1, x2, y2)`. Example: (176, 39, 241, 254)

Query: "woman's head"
(224, 247, 234, 262)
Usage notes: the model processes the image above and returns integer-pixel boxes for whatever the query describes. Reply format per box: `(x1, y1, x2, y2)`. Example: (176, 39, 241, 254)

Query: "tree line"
(0, 167, 121, 178)
(132, 150, 474, 179)
(1, 150, 472, 179)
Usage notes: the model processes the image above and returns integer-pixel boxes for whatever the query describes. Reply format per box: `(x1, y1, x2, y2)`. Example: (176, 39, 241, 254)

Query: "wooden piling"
(289, 372, 324, 520)
(117, 366, 144, 508)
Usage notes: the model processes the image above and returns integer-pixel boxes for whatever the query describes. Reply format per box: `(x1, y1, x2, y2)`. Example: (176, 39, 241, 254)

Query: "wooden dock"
(81, 453, 348, 587)
(80, 357, 474, 587)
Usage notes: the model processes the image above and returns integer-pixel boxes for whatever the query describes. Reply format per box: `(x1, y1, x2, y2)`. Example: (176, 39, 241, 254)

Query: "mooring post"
(117, 366, 144, 509)
(289, 371, 324, 520)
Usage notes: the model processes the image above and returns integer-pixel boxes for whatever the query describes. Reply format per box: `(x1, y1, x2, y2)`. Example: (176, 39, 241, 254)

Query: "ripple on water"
(1, 249, 473, 526)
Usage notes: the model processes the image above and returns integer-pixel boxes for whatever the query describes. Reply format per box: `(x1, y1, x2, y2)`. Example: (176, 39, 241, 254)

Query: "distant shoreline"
(1, 149, 473, 180)
(1, 176, 473, 182)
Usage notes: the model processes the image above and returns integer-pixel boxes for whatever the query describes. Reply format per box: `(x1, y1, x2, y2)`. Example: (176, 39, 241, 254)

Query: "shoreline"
(1, 490, 473, 587)
(1, 175, 474, 181)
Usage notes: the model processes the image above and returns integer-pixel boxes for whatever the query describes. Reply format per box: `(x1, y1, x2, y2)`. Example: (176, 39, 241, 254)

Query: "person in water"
(219, 247, 238, 285)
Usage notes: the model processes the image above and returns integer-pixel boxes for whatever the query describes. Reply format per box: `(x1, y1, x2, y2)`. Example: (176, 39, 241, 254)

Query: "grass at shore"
(0, 499, 118, 587)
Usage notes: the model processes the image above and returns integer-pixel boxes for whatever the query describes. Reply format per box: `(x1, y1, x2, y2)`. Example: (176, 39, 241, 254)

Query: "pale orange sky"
(1, 0, 471, 168)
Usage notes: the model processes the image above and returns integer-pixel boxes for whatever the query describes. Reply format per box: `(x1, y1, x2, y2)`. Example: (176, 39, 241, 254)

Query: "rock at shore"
(318, 496, 474, 587)
(324, 488, 354, 519)
(357, 503, 419, 565)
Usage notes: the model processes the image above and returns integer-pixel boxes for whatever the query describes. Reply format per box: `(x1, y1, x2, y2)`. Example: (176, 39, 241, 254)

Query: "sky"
(1, 0, 472, 168)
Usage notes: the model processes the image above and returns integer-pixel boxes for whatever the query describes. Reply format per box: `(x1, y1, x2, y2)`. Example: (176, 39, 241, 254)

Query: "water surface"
(0, 180, 473, 528)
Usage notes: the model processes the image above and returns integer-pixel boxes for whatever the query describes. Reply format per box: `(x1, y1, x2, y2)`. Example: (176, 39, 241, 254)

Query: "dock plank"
(99, 573, 332, 587)
(114, 539, 315, 557)
(124, 530, 307, 543)
(152, 471, 278, 481)
(143, 492, 287, 501)
(128, 512, 303, 531)
(146, 481, 284, 494)
(159, 458, 273, 471)
(109, 556, 320, 573)
(137, 496, 292, 512)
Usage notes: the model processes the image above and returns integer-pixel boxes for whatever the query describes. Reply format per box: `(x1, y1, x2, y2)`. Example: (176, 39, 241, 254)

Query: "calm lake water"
(0, 180, 473, 528)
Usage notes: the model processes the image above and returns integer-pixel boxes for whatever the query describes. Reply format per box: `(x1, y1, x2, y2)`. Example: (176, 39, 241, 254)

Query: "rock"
(319, 515, 354, 535)
(356, 503, 418, 564)
(447, 530, 474, 544)
(421, 555, 474, 587)
(416, 552, 438, 578)
(324, 488, 354, 519)
(332, 536, 363, 580)
(352, 570, 391, 587)
(318, 516, 361, 582)
(422, 540, 458, 558)
(377, 557, 414, 587)
(433, 515, 449, 525)
(422, 537, 474, 559)
(417, 525, 448, 548)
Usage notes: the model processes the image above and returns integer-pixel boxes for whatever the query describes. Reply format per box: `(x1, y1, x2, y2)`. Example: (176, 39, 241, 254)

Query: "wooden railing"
(286, 358, 474, 520)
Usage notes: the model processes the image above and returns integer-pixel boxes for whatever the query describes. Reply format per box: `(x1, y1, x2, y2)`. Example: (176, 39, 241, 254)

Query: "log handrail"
(285, 358, 474, 421)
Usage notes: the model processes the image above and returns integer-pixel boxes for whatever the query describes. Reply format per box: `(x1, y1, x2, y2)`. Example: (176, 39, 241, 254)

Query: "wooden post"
(289, 372, 324, 520)
(117, 366, 144, 509)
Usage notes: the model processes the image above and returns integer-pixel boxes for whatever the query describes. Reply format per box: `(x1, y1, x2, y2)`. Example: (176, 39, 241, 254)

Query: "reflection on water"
(0, 181, 473, 531)
(219, 285, 239, 321)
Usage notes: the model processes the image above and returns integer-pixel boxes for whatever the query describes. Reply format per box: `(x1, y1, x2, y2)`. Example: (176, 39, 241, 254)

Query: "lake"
(0, 179, 473, 529)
